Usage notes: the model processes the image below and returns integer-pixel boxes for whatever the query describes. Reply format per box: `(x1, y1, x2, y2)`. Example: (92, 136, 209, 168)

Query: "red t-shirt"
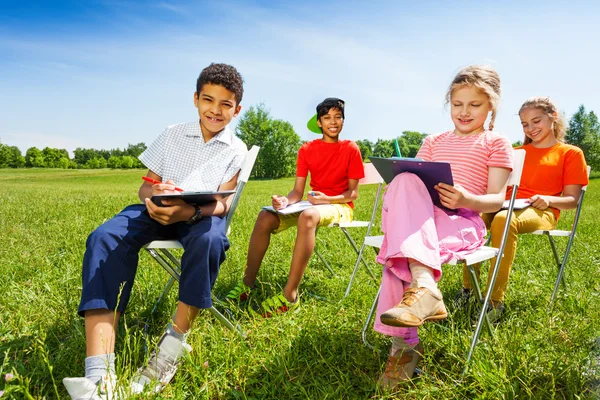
(508, 142, 589, 219)
(296, 139, 365, 208)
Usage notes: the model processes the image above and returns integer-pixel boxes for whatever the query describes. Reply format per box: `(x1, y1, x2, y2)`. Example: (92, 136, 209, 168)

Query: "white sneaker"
(63, 373, 118, 400)
(130, 333, 192, 394)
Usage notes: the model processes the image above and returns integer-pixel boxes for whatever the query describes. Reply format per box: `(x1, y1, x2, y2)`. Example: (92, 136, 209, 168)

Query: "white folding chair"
(527, 165, 591, 309)
(143, 146, 260, 340)
(358, 149, 526, 375)
(313, 163, 384, 289)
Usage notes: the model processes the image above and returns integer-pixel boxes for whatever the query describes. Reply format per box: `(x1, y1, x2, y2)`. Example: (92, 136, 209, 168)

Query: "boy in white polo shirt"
(63, 63, 247, 399)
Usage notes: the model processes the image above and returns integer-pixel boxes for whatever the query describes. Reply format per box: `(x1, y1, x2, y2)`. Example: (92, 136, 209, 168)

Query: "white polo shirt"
(139, 121, 248, 192)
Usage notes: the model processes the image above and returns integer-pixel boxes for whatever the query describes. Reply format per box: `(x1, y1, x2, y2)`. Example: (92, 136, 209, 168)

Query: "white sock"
(391, 337, 416, 355)
(84, 353, 115, 385)
(409, 263, 440, 295)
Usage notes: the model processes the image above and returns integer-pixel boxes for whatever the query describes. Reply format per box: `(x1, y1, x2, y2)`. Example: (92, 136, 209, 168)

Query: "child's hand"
(151, 179, 180, 195)
(308, 191, 328, 205)
(272, 195, 289, 210)
(435, 183, 471, 209)
(144, 198, 194, 225)
(528, 195, 551, 210)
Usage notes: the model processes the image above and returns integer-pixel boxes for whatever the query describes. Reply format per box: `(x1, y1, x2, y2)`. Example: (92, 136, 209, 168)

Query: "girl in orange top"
(460, 96, 589, 320)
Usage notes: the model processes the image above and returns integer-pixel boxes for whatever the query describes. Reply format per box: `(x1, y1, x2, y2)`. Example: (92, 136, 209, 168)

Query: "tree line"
(1, 104, 598, 177)
(0, 143, 147, 169)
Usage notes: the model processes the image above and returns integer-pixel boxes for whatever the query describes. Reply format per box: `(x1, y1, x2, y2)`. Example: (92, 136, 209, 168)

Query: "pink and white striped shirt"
(417, 130, 513, 196)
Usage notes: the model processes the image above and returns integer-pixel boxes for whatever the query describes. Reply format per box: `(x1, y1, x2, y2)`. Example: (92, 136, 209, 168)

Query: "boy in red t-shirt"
(227, 98, 365, 316)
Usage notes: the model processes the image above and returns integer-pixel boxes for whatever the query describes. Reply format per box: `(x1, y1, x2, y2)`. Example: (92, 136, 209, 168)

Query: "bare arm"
(436, 166, 511, 213)
(308, 179, 359, 205)
(528, 184, 583, 211)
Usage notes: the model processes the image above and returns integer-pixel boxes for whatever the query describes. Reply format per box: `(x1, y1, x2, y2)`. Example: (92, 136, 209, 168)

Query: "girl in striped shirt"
(376, 65, 513, 389)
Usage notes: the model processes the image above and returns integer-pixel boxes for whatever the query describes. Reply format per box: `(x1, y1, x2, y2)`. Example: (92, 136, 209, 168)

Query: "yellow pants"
(273, 203, 354, 234)
(463, 207, 556, 302)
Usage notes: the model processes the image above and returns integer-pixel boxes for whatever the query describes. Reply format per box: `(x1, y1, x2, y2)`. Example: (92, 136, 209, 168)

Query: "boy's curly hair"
(196, 63, 244, 104)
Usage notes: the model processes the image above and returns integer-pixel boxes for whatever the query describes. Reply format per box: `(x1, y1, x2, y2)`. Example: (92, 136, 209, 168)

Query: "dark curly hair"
(196, 63, 244, 104)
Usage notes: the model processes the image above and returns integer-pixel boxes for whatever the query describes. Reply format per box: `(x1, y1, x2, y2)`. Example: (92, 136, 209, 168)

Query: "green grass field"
(1, 168, 599, 399)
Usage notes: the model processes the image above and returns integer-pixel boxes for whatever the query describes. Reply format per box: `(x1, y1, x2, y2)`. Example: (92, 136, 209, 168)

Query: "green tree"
(373, 139, 394, 158)
(7, 146, 25, 168)
(235, 104, 301, 179)
(0, 142, 9, 168)
(57, 157, 70, 169)
(356, 139, 374, 162)
(396, 131, 427, 157)
(120, 156, 134, 169)
(512, 140, 523, 148)
(125, 142, 147, 158)
(25, 147, 46, 167)
(107, 156, 120, 169)
(566, 105, 600, 170)
(42, 147, 69, 168)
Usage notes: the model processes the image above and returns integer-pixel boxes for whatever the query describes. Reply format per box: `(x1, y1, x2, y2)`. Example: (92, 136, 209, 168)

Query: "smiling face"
(450, 85, 492, 135)
(194, 83, 242, 139)
(317, 107, 344, 142)
(520, 107, 557, 148)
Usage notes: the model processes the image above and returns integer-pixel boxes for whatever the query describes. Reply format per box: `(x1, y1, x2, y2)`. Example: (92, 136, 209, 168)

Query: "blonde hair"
(519, 96, 566, 145)
(445, 65, 501, 131)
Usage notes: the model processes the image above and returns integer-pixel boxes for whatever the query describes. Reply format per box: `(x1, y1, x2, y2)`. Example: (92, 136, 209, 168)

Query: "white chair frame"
(527, 165, 591, 309)
(358, 149, 526, 375)
(142, 146, 260, 340)
(313, 163, 384, 290)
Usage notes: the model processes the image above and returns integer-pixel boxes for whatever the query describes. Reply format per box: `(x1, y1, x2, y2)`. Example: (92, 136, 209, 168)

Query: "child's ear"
(193, 92, 199, 108)
(234, 104, 242, 117)
(317, 118, 322, 128)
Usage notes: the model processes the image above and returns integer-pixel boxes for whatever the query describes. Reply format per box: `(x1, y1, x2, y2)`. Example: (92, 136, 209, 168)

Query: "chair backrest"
(508, 149, 526, 187)
(358, 163, 384, 235)
(225, 146, 260, 231)
(360, 162, 384, 185)
(582, 166, 592, 193)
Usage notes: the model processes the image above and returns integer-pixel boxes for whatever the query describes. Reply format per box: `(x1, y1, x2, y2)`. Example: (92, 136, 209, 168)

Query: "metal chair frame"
(143, 146, 260, 340)
(527, 165, 591, 310)
(314, 163, 384, 290)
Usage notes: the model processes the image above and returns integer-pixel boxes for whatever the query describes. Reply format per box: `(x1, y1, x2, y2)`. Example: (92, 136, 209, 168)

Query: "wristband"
(186, 205, 203, 224)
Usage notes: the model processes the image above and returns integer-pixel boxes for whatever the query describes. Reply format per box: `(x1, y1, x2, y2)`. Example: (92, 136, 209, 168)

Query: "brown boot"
(380, 287, 448, 327)
(378, 342, 424, 390)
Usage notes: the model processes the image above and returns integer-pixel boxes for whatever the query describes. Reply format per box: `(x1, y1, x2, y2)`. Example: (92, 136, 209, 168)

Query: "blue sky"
(1, 0, 599, 155)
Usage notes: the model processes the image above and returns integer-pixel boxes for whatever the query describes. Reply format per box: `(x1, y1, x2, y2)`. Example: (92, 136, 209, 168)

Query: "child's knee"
(490, 211, 517, 233)
(256, 210, 280, 230)
(298, 208, 320, 229)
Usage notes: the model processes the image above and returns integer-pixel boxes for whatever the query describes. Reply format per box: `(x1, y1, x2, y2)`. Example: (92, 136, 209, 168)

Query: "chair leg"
(466, 264, 493, 337)
(362, 286, 381, 350)
(345, 243, 368, 298)
(314, 246, 337, 276)
(145, 248, 246, 339)
(549, 233, 577, 310)
(547, 235, 566, 289)
(341, 228, 377, 282)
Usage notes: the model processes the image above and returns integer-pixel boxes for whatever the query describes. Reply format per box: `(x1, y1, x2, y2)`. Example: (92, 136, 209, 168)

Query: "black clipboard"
(369, 156, 453, 209)
(151, 190, 236, 207)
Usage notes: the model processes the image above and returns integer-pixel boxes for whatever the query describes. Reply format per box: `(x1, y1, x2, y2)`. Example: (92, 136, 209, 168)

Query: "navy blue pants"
(78, 204, 229, 316)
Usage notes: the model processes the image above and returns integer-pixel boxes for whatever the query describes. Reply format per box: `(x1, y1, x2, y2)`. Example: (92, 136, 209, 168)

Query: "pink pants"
(373, 173, 487, 343)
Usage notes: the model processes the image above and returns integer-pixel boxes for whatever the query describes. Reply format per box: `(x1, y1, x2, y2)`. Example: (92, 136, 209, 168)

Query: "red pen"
(141, 176, 184, 192)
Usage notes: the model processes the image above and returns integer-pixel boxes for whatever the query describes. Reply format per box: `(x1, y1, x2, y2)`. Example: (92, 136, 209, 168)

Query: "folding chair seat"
(313, 162, 384, 290)
(527, 165, 591, 309)
(143, 146, 260, 340)
(356, 149, 526, 375)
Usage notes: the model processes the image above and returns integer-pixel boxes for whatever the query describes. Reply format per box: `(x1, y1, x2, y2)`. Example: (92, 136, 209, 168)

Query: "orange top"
(507, 142, 589, 220)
